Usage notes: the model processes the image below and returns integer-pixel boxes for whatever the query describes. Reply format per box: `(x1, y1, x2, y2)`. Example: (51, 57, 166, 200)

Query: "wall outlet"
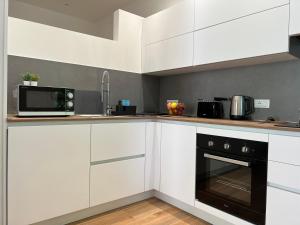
(254, 99, 270, 109)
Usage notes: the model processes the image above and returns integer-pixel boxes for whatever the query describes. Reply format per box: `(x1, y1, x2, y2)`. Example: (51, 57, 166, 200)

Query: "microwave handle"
(204, 153, 250, 167)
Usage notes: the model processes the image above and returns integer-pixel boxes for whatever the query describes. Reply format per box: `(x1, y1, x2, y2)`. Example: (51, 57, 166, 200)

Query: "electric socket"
(254, 99, 270, 109)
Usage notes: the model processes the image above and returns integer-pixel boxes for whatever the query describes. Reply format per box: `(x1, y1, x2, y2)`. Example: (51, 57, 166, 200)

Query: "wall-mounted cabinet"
(193, 6, 289, 66)
(290, 0, 300, 36)
(194, 0, 289, 31)
(8, 125, 90, 225)
(142, 32, 193, 73)
(142, 0, 194, 45)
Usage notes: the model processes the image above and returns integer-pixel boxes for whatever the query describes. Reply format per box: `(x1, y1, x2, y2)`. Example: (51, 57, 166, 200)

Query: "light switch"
(254, 99, 270, 109)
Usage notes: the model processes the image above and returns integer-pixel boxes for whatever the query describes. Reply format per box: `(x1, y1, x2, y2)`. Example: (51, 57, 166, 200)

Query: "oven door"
(196, 150, 267, 225)
(18, 86, 67, 113)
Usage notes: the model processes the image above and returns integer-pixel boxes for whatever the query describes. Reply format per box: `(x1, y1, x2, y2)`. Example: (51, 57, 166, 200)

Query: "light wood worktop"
(7, 115, 300, 133)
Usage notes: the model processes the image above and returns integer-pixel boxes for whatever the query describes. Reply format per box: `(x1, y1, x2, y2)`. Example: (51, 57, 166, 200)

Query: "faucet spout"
(101, 71, 112, 116)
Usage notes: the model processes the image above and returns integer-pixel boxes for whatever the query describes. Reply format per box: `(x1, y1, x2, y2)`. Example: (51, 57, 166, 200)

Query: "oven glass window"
(204, 158, 252, 206)
(26, 91, 64, 109)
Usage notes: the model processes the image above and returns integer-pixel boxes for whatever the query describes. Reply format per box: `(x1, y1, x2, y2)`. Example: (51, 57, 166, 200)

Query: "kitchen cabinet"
(194, 0, 288, 31)
(160, 123, 196, 206)
(269, 134, 300, 166)
(145, 122, 161, 191)
(143, 0, 194, 45)
(143, 32, 193, 73)
(90, 157, 145, 207)
(290, 0, 300, 36)
(7, 125, 90, 225)
(193, 5, 289, 66)
(91, 122, 146, 162)
(266, 187, 300, 225)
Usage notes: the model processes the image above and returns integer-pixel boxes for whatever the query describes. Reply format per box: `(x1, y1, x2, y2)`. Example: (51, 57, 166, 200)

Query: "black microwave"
(18, 85, 75, 116)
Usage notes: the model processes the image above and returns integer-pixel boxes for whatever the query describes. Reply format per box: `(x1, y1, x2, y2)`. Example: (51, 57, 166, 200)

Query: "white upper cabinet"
(290, 0, 300, 36)
(91, 122, 146, 162)
(143, 32, 193, 73)
(160, 123, 196, 206)
(195, 0, 289, 31)
(143, 0, 194, 45)
(193, 6, 289, 66)
(8, 125, 90, 225)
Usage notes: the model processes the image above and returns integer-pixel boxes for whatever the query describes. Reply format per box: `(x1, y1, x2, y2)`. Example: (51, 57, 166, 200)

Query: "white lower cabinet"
(160, 123, 196, 206)
(290, 0, 300, 36)
(8, 125, 90, 225)
(266, 187, 300, 225)
(90, 157, 145, 207)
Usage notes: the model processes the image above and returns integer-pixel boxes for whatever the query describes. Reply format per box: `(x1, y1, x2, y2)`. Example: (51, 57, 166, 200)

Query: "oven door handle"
(204, 153, 250, 167)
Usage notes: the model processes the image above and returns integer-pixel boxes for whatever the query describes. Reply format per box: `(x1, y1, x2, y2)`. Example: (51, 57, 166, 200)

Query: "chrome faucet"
(101, 71, 112, 116)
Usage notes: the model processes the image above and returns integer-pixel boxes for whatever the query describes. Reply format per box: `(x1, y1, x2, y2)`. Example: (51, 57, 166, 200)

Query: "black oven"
(196, 134, 268, 225)
(18, 85, 75, 116)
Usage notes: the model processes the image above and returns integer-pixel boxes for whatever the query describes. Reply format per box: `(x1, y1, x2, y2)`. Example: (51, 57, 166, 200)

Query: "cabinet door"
(145, 122, 161, 191)
(194, 6, 289, 66)
(143, 0, 194, 45)
(266, 187, 300, 225)
(143, 33, 193, 73)
(90, 157, 145, 207)
(91, 122, 146, 162)
(8, 125, 90, 225)
(290, 0, 300, 36)
(160, 123, 196, 206)
(195, 0, 288, 30)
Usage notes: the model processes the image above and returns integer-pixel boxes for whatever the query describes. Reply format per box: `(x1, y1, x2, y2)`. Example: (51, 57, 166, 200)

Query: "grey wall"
(160, 60, 300, 121)
(7, 56, 160, 114)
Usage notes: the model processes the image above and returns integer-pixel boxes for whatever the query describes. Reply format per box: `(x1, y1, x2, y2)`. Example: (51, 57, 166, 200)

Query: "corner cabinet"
(290, 0, 300, 36)
(7, 125, 90, 225)
(160, 123, 196, 206)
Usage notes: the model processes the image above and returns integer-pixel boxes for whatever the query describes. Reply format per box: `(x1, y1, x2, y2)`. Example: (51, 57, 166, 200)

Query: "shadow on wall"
(7, 55, 160, 114)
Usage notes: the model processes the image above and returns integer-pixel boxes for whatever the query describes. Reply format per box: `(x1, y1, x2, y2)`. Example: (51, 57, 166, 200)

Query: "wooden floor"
(70, 198, 210, 225)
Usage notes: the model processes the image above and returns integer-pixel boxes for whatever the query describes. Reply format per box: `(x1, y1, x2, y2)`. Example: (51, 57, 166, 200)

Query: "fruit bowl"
(166, 101, 185, 116)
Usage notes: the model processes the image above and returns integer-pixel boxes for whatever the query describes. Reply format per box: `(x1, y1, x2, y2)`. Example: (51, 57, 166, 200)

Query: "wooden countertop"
(7, 115, 300, 133)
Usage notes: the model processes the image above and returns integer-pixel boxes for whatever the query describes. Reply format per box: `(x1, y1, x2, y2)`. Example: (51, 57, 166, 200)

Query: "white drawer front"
(196, 127, 268, 142)
(195, 0, 289, 31)
(90, 157, 145, 207)
(266, 187, 300, 225)
(269, 134, 300, 166)
(268, 161, 300, 193)
(91, 122, 146, 162)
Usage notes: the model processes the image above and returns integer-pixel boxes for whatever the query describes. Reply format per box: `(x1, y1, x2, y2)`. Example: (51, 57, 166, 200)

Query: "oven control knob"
(242, 146, 250, 154)
(208, 141, 214, 147)
(67, 101, 74, 108)
(67, 92, 74, 99)
(224, 143, 231, 150)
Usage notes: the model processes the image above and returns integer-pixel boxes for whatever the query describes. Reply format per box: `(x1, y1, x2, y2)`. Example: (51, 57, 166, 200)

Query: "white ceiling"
(15, 0, 140, 22)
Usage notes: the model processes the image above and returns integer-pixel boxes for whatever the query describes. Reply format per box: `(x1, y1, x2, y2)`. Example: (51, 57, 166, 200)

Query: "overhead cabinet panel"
(143, 0, 194, 45)
(143, 33, 193, 73)
(193, 6, 289, 66)
(195, 0, 289, 31)
(290, 0, 300, 36)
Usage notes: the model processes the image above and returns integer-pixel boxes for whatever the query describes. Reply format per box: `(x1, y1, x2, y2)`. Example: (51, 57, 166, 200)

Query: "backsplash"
(160, 60, 300, 122)
(7, 56, 160, 114)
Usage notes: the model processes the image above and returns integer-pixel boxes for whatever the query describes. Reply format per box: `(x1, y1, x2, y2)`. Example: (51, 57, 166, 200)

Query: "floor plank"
(69, 198, 210, 225)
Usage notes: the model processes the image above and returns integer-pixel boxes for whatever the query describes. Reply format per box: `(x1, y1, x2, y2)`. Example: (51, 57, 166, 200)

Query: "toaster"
(197, 101, 224, 119)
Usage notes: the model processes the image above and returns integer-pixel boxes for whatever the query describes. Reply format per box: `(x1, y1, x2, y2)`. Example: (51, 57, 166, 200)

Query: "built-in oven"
(18, 85, 75, 116)
(196, 134, 268, 225)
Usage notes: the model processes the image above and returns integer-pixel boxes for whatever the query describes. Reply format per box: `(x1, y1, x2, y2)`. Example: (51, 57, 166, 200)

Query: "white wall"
(9, 0, 108, 38)
(0, 0, 8, 224)
(8, 10, 143, 73)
